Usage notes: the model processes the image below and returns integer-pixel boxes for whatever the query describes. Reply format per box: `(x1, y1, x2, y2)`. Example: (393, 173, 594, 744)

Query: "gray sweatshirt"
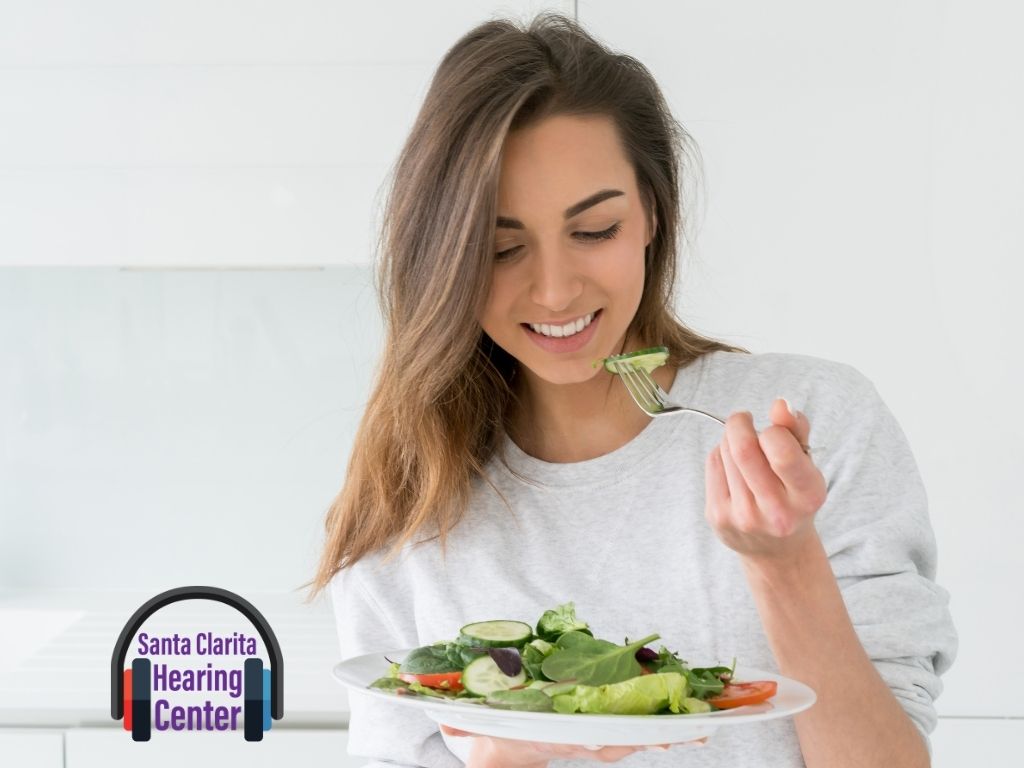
(329, 350, 958, 767)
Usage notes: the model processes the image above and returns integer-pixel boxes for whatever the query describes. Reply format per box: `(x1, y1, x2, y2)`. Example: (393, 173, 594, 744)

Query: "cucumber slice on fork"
(597, 345, 669, 375)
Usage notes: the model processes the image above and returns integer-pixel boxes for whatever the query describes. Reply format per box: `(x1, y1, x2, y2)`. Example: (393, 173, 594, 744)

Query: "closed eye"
(495, 222, 622, 262)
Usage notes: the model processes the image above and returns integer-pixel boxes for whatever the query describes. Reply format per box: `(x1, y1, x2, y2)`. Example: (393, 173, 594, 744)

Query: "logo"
(110, 586, 284, 742)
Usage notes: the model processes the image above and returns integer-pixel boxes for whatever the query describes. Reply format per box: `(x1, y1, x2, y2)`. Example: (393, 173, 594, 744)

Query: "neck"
(507, 345, 677, 464)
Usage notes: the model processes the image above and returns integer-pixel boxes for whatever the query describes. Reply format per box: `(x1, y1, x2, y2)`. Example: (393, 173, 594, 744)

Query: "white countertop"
(0, 589, 351, 728)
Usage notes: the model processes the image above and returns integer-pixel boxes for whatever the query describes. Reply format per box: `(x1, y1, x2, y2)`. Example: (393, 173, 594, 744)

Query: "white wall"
(1, 1, 1020, 764)
(0, 0, 572, 267)
(579, 0, 1022, 739)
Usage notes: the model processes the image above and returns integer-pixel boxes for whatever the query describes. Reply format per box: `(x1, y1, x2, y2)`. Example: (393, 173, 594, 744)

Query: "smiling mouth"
(521, 309, 602, 339)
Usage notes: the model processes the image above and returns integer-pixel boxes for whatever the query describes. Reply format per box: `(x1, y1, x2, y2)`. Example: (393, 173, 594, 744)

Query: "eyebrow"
(496, 188, 625, 229)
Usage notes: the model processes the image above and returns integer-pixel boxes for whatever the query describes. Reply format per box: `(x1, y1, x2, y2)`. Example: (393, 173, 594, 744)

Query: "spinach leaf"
(686, 660, 735, 698)
(685, 668, 725, 698)
(555, 629, 609, 649)
(649, 645, 687, 675)
(399, 641, 487, 674)
(399, 644, 462, 674)
(448, 642, 488, 669)
(541, 632, 660, 686)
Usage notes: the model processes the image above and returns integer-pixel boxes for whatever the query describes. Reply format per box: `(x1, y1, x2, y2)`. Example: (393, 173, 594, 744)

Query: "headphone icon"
(111, 586, 284, 742)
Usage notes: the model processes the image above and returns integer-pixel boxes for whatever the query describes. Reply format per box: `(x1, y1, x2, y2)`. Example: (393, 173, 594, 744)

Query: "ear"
(647, 208, 658, 248)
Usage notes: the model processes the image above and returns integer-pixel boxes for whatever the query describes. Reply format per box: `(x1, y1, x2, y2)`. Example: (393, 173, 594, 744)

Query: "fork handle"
(681, 407, 726, 426)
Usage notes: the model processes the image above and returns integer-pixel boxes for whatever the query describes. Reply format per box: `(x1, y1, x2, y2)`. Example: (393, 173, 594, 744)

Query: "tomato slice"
(397, 671, 464, 692)
(706, 680, 778, 709)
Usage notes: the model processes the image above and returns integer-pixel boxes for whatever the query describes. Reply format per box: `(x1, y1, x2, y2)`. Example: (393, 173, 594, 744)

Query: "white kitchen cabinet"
(0, 729, 64, 768)
(64, 727, 366, 768)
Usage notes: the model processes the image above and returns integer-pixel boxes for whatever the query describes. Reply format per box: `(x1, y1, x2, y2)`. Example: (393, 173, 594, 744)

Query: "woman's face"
(480, 113, 655, 386)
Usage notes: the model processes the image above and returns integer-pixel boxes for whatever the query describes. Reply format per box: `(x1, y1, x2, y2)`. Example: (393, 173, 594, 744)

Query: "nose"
(527, 245, 583, 313)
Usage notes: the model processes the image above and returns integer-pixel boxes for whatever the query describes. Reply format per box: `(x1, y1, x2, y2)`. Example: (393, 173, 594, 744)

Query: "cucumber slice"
(600, 345, 669, 374)
(458, 620, 533, 649)
(461, 654, 527, 697)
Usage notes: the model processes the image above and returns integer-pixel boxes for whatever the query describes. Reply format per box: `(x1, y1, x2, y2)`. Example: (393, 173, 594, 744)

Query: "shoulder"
(695, 349, 880, 441)
(699, 348, 873, 402)
(700, 348, 868, 390)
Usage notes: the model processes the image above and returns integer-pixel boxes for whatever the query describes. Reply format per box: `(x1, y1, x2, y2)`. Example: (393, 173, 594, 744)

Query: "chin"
(519, 355, 604, 386)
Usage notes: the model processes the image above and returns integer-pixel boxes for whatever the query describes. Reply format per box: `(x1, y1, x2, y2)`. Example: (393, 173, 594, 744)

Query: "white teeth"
(528, 312, 595, 338)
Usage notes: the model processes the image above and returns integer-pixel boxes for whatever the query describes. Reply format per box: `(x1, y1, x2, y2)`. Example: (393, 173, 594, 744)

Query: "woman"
(305, 12, 956, 768)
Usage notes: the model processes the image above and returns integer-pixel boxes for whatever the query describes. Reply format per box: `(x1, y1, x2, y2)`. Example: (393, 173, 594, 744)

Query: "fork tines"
(613, 362, 662, 414)
(634, 366, 671, 407)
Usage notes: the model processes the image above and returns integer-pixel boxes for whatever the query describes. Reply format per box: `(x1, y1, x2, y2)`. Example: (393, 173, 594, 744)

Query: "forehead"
(497, 114, 636, 212)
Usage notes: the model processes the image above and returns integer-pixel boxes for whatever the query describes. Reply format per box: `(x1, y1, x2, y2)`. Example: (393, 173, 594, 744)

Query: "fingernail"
(584, 744, 603, 750)
(780, 396, 798, 418)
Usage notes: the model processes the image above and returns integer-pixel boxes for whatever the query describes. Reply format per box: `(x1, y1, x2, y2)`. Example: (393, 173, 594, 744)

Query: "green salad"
(366, 602, 774, 715)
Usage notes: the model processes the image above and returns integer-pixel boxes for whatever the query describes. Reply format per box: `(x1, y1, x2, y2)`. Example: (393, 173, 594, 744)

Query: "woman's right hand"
(440, 724, 705, 767)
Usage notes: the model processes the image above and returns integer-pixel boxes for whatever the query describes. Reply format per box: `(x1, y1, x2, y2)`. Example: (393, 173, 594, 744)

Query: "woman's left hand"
(705, 398, 828, 562)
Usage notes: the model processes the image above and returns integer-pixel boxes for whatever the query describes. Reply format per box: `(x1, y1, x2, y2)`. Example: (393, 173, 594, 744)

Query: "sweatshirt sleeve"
(813, 366, 958, 756)
(329, 563, 466, 768)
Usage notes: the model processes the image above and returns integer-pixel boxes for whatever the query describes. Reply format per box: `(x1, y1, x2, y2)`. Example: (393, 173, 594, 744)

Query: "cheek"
(601, 240, 646, 297)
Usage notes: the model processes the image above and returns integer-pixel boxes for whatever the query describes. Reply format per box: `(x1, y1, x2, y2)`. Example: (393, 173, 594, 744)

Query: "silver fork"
(612, 362, 816, 455)
(613, 361, 724, 424)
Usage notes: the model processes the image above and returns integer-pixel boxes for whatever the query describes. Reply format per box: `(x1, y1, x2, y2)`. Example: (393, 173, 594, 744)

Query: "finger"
(771, 397, 811, 450)
(757, 430, 827, 520)
(439, 724, 474, 737)
(654, 737, 707, 748)
(643, 737, 707, 749)
(725, 411, 787, 508)
(706, 440, 730, 504)
(759, 424, 820, 499)
(719, 424, 760, 529)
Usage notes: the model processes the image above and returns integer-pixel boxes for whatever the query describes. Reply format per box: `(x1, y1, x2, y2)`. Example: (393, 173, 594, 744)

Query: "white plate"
(333, 647, 816, 746)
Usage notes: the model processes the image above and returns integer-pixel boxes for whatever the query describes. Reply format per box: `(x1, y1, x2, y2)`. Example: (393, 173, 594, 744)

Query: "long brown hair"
(303, 11, 749, 601)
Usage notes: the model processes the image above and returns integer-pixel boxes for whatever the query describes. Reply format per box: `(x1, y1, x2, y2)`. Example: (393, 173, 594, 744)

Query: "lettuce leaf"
(551, 671, 692, 715)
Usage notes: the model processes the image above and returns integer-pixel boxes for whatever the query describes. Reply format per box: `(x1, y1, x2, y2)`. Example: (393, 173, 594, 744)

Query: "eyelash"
(495, 222, 622, 262)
